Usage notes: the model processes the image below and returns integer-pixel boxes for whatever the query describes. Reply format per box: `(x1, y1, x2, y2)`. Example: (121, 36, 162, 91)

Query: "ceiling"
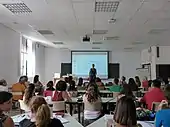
(0, 0, 170, 51)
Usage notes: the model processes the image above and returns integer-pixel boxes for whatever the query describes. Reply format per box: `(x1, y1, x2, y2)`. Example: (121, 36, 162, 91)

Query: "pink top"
(52, 91, 64, 101)
(43, 90, 53, 97)
(142, 80, 148, 88)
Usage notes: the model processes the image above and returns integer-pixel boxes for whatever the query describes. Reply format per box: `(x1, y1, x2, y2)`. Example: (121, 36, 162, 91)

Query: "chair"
(151, 102, 161, 112)
(113, 92, 120, 98)
(12, 92, 23, 109)
(18, 100, 30, 114)
(52, 101, 65, 112)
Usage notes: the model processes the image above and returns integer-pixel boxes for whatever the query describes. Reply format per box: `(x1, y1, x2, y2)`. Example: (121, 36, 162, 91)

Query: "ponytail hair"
(29, 96, 51, 127)
(35, 104, 51, 127)
(86, 83, 99, 103)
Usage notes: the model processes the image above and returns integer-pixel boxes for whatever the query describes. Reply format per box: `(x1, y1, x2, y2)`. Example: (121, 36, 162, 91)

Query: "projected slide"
(72, 52, 108, 78)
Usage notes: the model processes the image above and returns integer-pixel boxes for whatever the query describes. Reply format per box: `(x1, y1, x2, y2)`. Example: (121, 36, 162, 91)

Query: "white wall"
(44, 48, 141, 81)
(109, 51, 141, 79)
(0, 24, 20, 85)
(35, 44, 45, 83)
(45, 48, 71, 82)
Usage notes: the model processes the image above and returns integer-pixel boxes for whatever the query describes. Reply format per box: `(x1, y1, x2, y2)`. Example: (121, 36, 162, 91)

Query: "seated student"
(118, 84, 135, 100)
(113, 96, 137, 127)
(0, 79, 8, 92)
(68, 80, 77, 97)
(142, 76, 149, 90)
(164, 85, 170, 103)
(52, 80, 71, 102)
(12, 76, 28, 101)
(140, 79, 166, 110)
(23, 84, 35, 107)
(135, 76, 141, 87)
(0, 91, 14, 127)
(120, 76, 127, 86)
(33, 75, 43, 95)
(83, 83, 102, 126)
(43, 81, 55, 97)
(109, 78, 122, 92)
(95, 77, 105, 90)
(155, 100, 170, 127)
(128, 78, 138, 91)
(19, 96, 64, 127)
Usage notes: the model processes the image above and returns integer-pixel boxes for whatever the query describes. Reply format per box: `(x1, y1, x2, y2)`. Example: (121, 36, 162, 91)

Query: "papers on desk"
(12, 114, 27, 125)
(12, 113, 69, 126)
(137, 121, 154, 127)
(54, 115, 69, 124)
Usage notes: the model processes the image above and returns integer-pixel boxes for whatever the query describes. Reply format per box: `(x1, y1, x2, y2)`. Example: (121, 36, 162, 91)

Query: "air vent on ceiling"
(124, 47, 133, 50)
(38, 30, 54, 35)
(92, 47, 100, 49)
(53, 42, 64, 45)
(92, 42, 103, 44)
(148, 29, 168, 34)
(60, 47, 69, 50)
(2, 3, 32, 14)
(93, 30, 108, 34)
(104, 36, 119, 40)
(95, 1, 119, 12)
(132, 41, 144, 45)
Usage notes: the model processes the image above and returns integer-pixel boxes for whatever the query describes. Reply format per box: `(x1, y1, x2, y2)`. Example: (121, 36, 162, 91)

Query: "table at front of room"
(65, 97, 117, 123)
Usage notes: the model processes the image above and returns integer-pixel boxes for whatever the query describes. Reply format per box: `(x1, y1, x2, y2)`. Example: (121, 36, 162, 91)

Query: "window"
(20, 37, 35, 77)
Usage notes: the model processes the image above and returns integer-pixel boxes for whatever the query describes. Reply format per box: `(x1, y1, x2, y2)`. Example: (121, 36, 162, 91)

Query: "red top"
(52, 91, 64, 101)
(141, 87, 166, 110)
(43, 90, 53, 97)
(142, 80, 148, 88)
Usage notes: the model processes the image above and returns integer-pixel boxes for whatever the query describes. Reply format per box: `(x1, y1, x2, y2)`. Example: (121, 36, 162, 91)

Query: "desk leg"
(78, 103, 81, 123)
(70, 104, 73, 116)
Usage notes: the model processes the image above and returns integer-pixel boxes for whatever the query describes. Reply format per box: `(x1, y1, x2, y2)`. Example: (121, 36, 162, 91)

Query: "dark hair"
(148, 80, 152, 87)
(46, 81, 55, 91)
(56, 80, 67, 91)
(120, 85, 134, 97)
(19, 76, 28, 83)
(135, 76, 141, 87)
(64, 77, 69, 83)
(114, 96, 137, 126)
(114, 78, 119, 85)
(0, 92, 12, 104)
(95, 77, 101, 82)
(33, 75, 39, 83)
(30, 96, 50, 127)
(86, 83, 99, 103)
(0, 79, 7, 86)
(68, 80, 76, 91)
(152, 79, 161, 88)
(122, 76, 126, 81)
(68, 76, 73, 82)
(78, 78, 83, 86)
(24, 83, 35, 105)
(92, 64, 95, 67)
(128, 78, 138, 91)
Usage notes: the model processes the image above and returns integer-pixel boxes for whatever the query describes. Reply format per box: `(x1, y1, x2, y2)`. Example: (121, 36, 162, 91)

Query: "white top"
(0, 86, 8, 92)
(83, 94, 102, 120)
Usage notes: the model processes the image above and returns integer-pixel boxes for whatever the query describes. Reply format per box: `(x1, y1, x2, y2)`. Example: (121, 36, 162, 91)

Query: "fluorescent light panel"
(95, 1, 119, 12)
(2, 3, 32, 14)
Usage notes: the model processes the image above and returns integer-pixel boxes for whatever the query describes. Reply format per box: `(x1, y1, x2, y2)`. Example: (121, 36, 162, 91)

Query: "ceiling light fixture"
(2, 3, 32, 14)
(95, 1, 119, 12)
